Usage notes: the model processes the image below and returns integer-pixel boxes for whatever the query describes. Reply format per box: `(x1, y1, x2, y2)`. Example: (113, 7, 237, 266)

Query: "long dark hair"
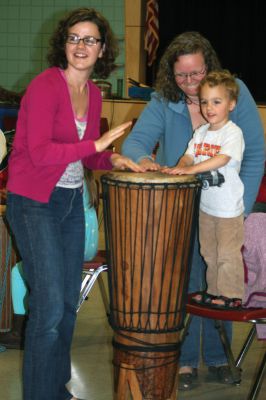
(155, 31, 222, 103)
(47, 8, 119, 79)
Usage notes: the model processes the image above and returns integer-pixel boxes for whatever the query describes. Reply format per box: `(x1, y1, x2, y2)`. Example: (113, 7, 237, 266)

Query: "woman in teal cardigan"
(122, 31, 265, 390)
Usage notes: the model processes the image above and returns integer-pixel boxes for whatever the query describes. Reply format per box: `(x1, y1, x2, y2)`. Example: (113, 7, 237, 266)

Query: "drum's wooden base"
(115, 363, 145, 400)
(114, 356, 178, 400)
(113, 332, 180, 400)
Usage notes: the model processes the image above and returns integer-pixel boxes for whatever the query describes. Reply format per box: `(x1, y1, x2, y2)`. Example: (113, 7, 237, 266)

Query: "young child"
(164, 69, 245, 309)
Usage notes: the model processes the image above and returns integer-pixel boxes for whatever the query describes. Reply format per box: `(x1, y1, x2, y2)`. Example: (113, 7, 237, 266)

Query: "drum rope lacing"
(113, 331, 181, 351)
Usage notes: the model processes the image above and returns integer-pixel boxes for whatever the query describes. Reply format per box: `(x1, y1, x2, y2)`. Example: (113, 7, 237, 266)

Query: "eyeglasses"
(67, 34, 102, 47)
(174, 66, 206, 82)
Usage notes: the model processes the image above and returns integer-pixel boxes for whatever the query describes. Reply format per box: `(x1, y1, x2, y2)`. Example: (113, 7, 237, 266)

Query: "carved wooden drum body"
(101, 171, 201, 400)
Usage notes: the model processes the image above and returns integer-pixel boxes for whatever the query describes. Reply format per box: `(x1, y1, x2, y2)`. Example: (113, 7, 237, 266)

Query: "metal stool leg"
(247, 351, 266, 400)
(180, 314, 193, 344)
(77, 265, 108, 312)
(97, 273, 110, 316)
(215, 320, 242, 384)
(236, 325, 256, 368)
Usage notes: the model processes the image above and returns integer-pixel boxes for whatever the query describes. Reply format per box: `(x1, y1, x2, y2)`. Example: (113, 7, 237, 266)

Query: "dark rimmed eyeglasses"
(67, 34, 102, 47)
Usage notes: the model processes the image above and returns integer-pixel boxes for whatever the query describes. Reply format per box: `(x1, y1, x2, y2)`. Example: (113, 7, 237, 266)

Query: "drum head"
(101, 170, 200, 186)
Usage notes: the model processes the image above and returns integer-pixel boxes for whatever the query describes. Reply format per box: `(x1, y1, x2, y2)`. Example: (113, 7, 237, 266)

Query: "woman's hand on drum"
(139, 158, 161, 171)
(94, 121, 132, 153)
(110, 154, 145, 172)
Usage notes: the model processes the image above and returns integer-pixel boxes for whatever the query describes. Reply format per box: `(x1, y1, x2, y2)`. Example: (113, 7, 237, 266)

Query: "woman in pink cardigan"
(6, 8, 141, 400)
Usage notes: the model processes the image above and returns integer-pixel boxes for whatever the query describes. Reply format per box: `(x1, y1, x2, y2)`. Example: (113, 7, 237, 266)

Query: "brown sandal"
(191, 291, 218, 305)
(208, 296, 242, 310)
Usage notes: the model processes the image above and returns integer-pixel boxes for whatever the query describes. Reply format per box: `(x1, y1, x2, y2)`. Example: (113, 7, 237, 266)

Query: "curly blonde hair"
(199, 69, 239, 101)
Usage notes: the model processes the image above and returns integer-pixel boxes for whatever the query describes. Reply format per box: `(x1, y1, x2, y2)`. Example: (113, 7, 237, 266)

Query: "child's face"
(200, 84, 236, 130)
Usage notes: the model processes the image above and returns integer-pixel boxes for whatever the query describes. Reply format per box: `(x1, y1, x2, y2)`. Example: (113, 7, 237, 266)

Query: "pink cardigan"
(7, 67, 113, 202)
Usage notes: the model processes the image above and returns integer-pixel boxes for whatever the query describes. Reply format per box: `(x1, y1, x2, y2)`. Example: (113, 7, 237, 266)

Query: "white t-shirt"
(186, 120, 245, 218)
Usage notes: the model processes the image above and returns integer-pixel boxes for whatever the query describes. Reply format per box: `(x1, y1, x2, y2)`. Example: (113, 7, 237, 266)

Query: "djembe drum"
(101, 171, 201, 400)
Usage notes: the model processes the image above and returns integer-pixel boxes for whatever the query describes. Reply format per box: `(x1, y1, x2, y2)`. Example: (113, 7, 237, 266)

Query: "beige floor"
(0, 277, 265, 400)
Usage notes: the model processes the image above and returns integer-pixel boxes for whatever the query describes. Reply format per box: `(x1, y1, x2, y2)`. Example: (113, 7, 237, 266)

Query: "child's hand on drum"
(94, 121, 132, 153)
(162, 165, 194, 175)
(162, 155, 195, 175)
(110, 154, 145, 172)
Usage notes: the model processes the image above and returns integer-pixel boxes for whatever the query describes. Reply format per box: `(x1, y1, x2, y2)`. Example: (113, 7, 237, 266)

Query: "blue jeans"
(179, 233, 232, 369)
(7, 187, 85, 400)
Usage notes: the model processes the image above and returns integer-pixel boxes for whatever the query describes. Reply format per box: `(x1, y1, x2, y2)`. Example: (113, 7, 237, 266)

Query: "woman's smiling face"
(173, 52, 207, 97)
(65, 21, 104, 74)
